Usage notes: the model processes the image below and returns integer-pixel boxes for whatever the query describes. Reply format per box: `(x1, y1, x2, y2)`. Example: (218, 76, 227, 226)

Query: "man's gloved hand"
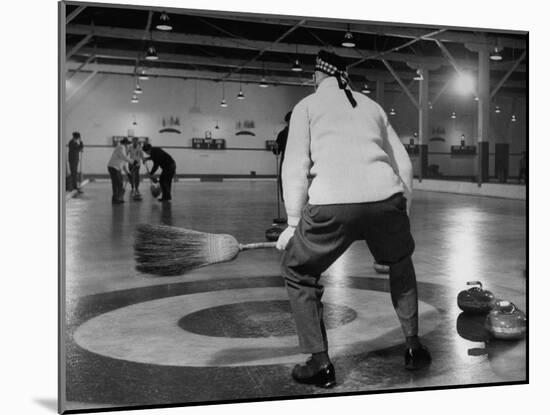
(276, 225, 296, 251)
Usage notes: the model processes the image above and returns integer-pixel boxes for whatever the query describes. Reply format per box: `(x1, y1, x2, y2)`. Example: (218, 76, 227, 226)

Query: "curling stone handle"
(495, 300, 516, 313)
(239, 242, 277, 251)
(467, 281, 483, 288)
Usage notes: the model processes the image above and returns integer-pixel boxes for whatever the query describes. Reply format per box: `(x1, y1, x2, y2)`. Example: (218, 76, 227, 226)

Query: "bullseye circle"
(73, 286, 440, 367)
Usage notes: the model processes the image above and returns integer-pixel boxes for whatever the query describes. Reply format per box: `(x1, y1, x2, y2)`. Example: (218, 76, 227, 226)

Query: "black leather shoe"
(404, 344, 432, 370)
(291, 358, 336, 388)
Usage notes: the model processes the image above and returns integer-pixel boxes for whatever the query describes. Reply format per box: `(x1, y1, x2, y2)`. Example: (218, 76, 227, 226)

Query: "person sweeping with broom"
(275, 50, 431, 388)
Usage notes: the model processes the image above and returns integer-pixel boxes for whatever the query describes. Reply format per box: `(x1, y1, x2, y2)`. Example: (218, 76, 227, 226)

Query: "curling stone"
(150, 183, 161, 198)
(373, 262, 390, 274)
(265, 224, 285, 242)
(457, 281, 496, 314)
(485, 300, 526, 340)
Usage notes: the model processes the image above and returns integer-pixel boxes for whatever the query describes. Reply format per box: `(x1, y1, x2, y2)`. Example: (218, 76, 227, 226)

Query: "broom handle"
(239, 242, 277, 250)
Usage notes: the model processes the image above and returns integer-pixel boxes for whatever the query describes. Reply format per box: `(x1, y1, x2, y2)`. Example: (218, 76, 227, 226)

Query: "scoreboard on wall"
(191, 138, 226, 150)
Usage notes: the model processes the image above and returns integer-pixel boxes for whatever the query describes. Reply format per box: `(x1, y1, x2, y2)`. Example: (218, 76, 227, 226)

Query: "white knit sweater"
(282, 77, 413, 226)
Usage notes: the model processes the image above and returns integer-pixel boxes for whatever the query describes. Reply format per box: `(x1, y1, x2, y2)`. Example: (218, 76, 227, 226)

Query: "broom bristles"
(134, 224, 240, 276)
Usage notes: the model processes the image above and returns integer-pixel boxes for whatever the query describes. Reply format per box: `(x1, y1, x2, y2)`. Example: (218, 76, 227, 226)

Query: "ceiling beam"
(491, 50, 527, 98)
(66, 62, 526, 92)
(66, 5, 86, 25)
(175, 11, 527, 50)
(75, 47, 526, 89)
(66, 33, 93, 60)
(66, 24, 526, 74)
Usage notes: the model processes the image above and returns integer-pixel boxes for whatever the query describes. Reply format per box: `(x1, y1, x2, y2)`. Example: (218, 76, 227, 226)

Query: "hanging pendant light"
(474, 96, 479, 101)
(138, 68, 149, 80)
(291, 44, 302, 72)
(237, 77, 245, 100)
(413, 69, 423, 81)
(511, 114, 517, 122)
(156, 12, 173, 31)
(145, 30, 158, 60)
(490, 47, 502, 61)
(131, 94, 139, 104)
(429, 101, 433, 110)
(145, 45, 158, 61)
(259, 77, 269, 88)
(134, 80, 143, 94)
(495, 105, 501, 114)
(341, 24, 355, 48)
(450, 111, 457, 119)
(389, 108, 396, 116)
(361, 83, 371, 94)
(220, 81, 228, 107)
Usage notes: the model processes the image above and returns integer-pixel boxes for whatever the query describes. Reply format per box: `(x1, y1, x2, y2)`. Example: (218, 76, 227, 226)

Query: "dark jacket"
(148, 147, 175, 175)
(68, 138, 83, 163)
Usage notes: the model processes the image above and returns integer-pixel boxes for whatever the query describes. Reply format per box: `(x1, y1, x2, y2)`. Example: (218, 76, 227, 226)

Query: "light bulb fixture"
(474, 96, 479, 101)
(134, 81, 143, 94)
(341, 25, 355, 48)
(490, 47, 502, 61)
(138, 68, 149, 80)
(361, 83, 371, 94)
(389, 108, 396, 116)
(145, 45, 158, 60)
(131, 95, 139, 104)
(429, 101, 433, 110)
(292, 44, 302, 72)
(413, 69, 423, 81)
(450, 111, 457, 119)
(220, 81, 228, 107)
(156, 12, 173, 31)
(511, 114, 517, 122)
(259, 77, 269, 88)
(237, 78, 245, 100)
(495, 105, 501, 114)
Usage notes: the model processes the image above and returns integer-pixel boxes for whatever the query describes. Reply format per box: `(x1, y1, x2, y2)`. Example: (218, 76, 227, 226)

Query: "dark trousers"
(281, 192, 418, 354)
(108, 167, 124, 202)
(69, 159, 79, 190)
(159, 163, 176, 200)
(128, 162, 140, 191)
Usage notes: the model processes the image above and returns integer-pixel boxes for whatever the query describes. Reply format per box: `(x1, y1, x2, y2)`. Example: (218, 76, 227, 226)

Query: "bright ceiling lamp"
(220, 81, 228, 107)
(259, 77, 269, 88)
(145, 45, 158, 60)
(291, 59, 302, 72)
(413, 69, 423, 81)
(134, 81, 143, 94)
(361, 83, 371, 94)
(453, 71, 475, 95)
(156, 12, 173, 31)
(450, 111, 457, 119)
(131, 95, 139, 103)
(389, 108, 396, 116)
(237, 78, 245, 99)
(138, 68, 149, 80)
(511, 114, 517, 122)
(341, 25, 355, 48)
(495, 105, 501, 114)
(490, 47, 502, 61)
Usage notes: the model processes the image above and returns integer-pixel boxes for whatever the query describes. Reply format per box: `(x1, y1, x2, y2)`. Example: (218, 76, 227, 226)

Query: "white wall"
(65, 73, 308, 176)
(64, 73, 526, 179)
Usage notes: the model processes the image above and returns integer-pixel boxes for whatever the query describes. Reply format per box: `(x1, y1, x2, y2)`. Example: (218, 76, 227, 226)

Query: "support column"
(467, 43, 492, 185)
(407, 62, 439, 182)
(477, 47, 491, 185)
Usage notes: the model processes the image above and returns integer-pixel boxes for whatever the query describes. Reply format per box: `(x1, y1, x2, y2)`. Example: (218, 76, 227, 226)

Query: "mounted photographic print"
(59, 0, 528, 413)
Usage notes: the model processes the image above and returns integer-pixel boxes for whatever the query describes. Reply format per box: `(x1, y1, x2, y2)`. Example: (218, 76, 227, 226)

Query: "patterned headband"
(315, 56, 340, 76)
